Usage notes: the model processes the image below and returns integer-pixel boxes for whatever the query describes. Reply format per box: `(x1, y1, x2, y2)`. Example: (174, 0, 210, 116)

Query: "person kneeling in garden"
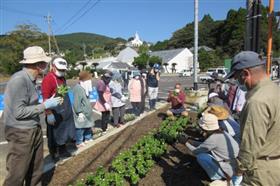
(166, 83, 188, 118)
(185, 113, 241, 186)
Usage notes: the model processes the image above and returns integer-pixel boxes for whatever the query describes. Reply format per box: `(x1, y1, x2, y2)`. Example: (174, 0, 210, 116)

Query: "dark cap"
(225, 51, 265, 79)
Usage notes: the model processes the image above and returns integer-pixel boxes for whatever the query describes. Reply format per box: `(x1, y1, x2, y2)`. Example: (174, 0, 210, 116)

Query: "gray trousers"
(4, 125, 43, 186)
(112, 105, 125, 125)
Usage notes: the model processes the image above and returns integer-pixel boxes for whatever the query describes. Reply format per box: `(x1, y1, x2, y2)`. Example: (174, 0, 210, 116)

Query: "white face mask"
(135, 76, 140, 80)
(55, 70, 65, 77)
(80, 80, 92, 96)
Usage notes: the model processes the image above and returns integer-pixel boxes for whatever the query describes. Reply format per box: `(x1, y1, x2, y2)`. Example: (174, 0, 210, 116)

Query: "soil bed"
(42, 106, 209, 186)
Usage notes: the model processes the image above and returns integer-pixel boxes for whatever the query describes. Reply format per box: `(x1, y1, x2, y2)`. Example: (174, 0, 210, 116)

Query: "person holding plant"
(94, 71, 112, 134)
(166, 83, 188, 118)
(109, 72, 126, 128)
(3, 46, 62, 186)
(72, 71, 94, 148)
(128, 72, 143, 116)
(41, 56, 76, 160)
(185, 113, 240, 186)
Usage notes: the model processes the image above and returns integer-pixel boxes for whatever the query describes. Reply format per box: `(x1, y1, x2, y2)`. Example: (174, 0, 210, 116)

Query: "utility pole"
(44, 13, 52, 55)
(245, 0, 254, 50)
(193, 0, 198, 90)
(245, 0, 261, 52)
(266, 0, 274, 75)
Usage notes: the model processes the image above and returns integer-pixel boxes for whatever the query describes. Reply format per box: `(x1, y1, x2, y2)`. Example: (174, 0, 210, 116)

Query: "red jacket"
(167, 90, 185, 109)
(41, 71, 66, 101)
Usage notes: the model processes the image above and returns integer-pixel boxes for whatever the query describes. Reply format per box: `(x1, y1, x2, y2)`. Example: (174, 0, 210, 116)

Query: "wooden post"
(266, 0, 274, 75)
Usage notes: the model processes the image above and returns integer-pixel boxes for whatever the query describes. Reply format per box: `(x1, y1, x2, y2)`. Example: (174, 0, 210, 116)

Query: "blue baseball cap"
(153, 63, 160, 69)
(225, 51, 266, 79)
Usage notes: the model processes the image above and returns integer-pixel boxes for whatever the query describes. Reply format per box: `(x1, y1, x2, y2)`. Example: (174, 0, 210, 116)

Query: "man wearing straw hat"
(3, 46, 62, 186)
(225, 51, 280, 185)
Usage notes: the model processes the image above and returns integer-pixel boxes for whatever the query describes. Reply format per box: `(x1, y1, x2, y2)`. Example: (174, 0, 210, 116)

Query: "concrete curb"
(43, 102, 168, 173)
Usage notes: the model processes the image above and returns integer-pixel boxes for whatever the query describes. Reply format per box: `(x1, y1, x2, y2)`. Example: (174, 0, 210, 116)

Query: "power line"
(56, 0, 93, 33)
(0, 6, 44, 17)
(58, 0, 101, 33)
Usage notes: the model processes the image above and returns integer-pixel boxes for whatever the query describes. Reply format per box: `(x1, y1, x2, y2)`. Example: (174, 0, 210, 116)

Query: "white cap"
(53, 57, 67, 70)
(208, 92, 219, 99)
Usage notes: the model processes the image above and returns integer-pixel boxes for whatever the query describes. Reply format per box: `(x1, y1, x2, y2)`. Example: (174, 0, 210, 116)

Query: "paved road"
(0, 75, 203, 183)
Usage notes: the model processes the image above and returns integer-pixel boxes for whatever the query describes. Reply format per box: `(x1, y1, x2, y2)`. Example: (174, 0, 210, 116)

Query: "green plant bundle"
(173, 90, 179, 96)
(75, 116, 189, 186)
(57, 84, 69, 97)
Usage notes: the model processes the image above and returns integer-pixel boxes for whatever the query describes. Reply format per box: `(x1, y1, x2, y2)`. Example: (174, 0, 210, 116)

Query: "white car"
(179, 69, 193, 77)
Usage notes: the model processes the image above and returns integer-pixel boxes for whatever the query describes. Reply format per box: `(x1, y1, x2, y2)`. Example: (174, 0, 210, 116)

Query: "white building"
(116, 47, 139, 65)
(126, 32, 143, 47)
(150, 48, 195, 73)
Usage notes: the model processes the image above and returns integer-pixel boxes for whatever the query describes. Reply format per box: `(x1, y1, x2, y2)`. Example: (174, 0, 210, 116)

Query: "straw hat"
(19, 46, 51, 64)
(207, 105, 229, 120)
(79, 71, 92, 81)
(198, 113, 219, 131)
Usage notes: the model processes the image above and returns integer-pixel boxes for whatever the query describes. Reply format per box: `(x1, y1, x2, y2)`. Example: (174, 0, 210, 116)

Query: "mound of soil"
(42, 106, 209, 186)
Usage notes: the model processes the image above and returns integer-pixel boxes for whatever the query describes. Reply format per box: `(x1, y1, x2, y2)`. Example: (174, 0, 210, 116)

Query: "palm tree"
(163, 63, 169, 73)
(171, 63, 177, 73)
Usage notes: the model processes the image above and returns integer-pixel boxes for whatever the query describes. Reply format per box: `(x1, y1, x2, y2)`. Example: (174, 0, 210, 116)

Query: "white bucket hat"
(198, 113, 219, 131)
(19, 46, 51, 64)
(53, 57, 68, 70)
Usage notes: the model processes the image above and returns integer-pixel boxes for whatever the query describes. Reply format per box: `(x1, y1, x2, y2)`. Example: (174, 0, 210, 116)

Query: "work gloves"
(77, 113, 86, 123)
(44, 95, 62, 109)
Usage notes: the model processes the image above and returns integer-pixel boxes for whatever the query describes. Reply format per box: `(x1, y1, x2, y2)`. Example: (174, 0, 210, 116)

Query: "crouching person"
(73, 71, 94, 148)
(166, 83, 188, 118)
(185, 113, 241, 186)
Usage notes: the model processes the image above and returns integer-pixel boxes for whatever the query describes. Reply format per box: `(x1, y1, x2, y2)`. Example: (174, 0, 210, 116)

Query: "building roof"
(150, 48, 188, 64)
(108, 62, 132, 69)
(96, 61, 131, 70)
(117, 47, 139, 64)
(189, 46, 213, 52)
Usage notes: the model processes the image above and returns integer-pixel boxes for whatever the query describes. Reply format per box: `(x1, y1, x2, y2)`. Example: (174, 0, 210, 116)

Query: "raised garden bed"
(42, 106, 209, 186)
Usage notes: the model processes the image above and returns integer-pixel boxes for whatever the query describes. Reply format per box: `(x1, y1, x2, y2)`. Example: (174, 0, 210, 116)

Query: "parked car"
(200, 67, 228, 82)
(179, 69, 193, 77)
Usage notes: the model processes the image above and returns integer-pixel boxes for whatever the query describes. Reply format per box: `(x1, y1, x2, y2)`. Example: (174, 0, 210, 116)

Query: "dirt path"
(139, 143, 209, 186)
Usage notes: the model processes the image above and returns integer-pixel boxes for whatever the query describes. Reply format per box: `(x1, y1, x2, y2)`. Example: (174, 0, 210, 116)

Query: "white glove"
(121, 96, 127, 102)
(104, 103, 111, 111)
(231, 175, 243, 186)
(77, 113, 86, 123)
(47, 114, 56, 125)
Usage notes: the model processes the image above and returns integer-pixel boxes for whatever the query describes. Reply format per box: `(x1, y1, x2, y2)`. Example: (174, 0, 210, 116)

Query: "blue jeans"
(196, 153, 225, 180)
(76, 128, 93, 145)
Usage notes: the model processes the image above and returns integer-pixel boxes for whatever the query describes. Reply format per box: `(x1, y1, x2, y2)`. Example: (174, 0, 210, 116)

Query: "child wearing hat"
(72, 71, 94, 148)
(185, 113, 240, 185)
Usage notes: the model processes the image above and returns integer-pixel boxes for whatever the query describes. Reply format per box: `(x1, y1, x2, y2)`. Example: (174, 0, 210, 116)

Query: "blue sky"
(0, 0, 276, 42)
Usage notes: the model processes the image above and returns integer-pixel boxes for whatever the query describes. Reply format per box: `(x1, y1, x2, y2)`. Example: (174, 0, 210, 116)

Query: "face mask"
(80, 80, 92, 96)
(36, 64, 48, 75)
(175, 89, 180, 93)
(135, 76, 140, 80)
(55, 70, 65, 77)
(154, 69, 159, 73)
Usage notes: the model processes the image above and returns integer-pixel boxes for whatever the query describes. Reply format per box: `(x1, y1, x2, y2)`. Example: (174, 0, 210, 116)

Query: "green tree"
(0, 24, 48, 75)
(149, 56, 162, 68)
(198, 49, 223, 71)
(133, 53, 149, 69)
